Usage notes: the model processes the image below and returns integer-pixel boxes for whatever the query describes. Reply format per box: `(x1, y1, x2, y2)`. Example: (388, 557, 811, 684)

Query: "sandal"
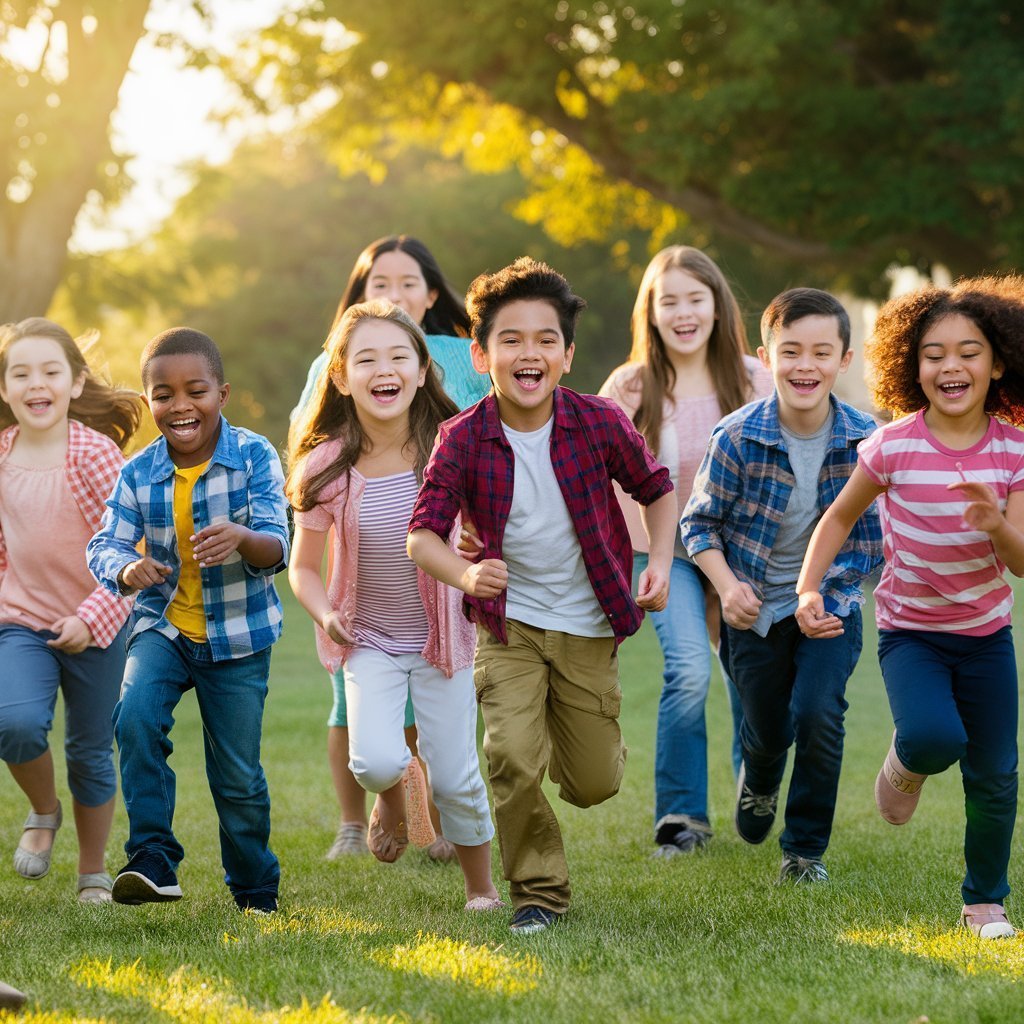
(13, 800, 62, 879)
(874, 734, 926, 825)
(78, 871, 114, 904)
(403, 759, 436, 848)
(962, 903, 1016, 939)
(325, 821, 369, 860)
(367, 800, 408, 864)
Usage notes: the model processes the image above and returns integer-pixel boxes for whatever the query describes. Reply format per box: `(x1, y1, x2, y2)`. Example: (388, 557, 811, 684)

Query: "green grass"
(2, 583, 1024, 1022)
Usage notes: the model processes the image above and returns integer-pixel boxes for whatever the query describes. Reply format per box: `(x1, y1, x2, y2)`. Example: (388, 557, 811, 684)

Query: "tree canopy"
(242, 0, 1024, 290)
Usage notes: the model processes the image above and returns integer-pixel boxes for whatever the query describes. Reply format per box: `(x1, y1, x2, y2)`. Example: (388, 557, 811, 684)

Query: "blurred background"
(2, 1, 1022, 447)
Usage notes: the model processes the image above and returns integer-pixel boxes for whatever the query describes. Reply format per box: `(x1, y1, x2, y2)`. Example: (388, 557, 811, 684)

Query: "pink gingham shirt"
(0, 420, 132, 648)
(292, 437, 474, 676)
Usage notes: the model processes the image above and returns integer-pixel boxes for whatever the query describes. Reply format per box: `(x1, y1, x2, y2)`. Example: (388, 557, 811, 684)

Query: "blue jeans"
(636, 554, 743, 835)
(113, 630, 279, 901)
(726, 609, 863, 858)
(0, 623, 126, 806)
(879, 627, 1017, 905)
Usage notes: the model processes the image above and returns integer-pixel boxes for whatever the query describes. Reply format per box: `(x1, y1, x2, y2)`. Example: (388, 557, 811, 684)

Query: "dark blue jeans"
(879, 626, 1018, 905)
(113, 630, 279, 902)
(726, 609, 862, 858)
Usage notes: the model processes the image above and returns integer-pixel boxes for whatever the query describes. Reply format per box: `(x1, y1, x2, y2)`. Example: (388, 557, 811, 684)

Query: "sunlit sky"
(74, 0, 291, 252)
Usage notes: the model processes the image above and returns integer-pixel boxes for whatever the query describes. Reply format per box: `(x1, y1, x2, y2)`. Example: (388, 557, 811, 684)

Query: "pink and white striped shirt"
(858, 409, 1024, 636)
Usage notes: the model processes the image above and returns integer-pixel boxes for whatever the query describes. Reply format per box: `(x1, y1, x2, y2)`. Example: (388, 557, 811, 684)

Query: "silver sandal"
(13, 800, 62, 879)
(78, 871, 114, 904)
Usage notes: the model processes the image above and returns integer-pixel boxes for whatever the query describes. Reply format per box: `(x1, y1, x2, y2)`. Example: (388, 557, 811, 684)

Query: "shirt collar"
(148, 416, 242, 481)
(479, 386, 580, 442)
(739, 393, 872, 449)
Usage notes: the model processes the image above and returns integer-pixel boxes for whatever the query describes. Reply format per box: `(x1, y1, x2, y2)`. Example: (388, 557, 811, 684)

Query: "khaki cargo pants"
(473, 620, 627, 913)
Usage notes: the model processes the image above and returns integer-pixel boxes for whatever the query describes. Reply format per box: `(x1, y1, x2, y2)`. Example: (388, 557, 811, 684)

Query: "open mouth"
(168, 417, 200, 439)
(674, 325, 698, 339)
(513, 367, 543, 392)
(25, 399, 52, 414)
(939, 381, 969, 398)
(370, 383, 401, 403)
(789, 379, 820, 395)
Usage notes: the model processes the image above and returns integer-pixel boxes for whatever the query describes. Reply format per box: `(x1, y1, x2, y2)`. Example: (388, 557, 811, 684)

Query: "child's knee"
(557, 747, 626, 809)
(66, 753, 117, 807)
(900, 727, 966, 775)
(349, 747, 405, 794)
(0, 707, 49, 765)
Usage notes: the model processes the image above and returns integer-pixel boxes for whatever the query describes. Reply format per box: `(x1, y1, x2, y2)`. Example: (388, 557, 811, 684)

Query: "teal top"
(291, 334, 491, 421)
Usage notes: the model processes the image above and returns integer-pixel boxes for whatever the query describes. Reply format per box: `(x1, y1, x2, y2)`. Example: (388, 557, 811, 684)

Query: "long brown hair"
(0, 318, 142, 450)
(626, 246, 751, 455)
(287, 301, 458, 511)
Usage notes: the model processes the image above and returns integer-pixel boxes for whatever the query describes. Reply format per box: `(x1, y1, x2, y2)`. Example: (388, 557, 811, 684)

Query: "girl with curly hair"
(796, 275, 1024, 939)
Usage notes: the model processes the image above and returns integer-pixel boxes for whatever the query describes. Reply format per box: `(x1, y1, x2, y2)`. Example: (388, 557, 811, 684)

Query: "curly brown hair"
(866, 275, 1024, 427)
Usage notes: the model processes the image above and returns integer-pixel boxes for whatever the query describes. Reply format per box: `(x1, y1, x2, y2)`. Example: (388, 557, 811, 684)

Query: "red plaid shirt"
(0, 420, 133, 649)
(409, 387, 672, 644)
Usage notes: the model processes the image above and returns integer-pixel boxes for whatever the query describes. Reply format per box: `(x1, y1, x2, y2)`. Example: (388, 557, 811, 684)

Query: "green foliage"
(57, 139, 674, 447)
(242, 0, 1024, 285)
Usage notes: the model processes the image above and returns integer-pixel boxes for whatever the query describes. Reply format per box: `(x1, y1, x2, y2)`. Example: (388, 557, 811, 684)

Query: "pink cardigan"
(292, 438, 474, 677)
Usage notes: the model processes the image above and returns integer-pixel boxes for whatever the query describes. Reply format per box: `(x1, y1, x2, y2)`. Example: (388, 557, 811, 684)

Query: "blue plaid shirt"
(87, 417, 289, 661)
(680, 394, 882, 617)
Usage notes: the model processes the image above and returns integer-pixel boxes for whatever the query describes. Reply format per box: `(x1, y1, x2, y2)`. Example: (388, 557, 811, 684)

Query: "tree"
(1, 1, 151, 322)
(244, 0, 1024, 289)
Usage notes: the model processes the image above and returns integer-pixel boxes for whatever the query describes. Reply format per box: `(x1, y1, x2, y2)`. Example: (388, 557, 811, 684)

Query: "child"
(681, 288, 882, 883)
(408, 257, 677, 933)
(87, 327, 289, 913)
(796, 276, 1024, 937)
(600, 246, 773, 858)
(0, 318, 141, 904)
(292, 234, 487, 862)
(287, 300, 500, 909)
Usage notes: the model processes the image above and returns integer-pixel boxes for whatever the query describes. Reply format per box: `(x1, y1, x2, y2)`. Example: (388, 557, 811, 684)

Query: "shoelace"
(739, 786, 778, 817)
(787, 857, 828, 882)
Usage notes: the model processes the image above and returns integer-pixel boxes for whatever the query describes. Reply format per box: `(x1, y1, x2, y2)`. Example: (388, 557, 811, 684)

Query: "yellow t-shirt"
(165, 460, 210, 642)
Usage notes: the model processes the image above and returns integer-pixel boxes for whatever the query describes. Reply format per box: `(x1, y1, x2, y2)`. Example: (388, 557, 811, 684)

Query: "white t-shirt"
(501, 417, 613, 638)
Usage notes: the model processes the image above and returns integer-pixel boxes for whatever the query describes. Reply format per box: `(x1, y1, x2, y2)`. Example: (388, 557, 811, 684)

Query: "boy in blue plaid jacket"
(680, 289, 881, 885)
(88, 328, 289, 913)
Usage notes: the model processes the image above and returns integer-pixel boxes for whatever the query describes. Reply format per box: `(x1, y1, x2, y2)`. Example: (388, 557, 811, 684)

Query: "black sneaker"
(778, 852, 829, 884)
(509, 905, 561, 934)
(112, 852, 182, 905)
(235, 892, 278, 914)
(734, 764, 779, 845)
(653, 816, 712, 858)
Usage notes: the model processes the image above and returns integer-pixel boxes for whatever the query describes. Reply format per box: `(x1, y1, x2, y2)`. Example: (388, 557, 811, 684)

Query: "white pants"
(344, 647, 494, 847)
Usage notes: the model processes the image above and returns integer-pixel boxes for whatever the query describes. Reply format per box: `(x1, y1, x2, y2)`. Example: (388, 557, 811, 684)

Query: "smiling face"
(0, 335, 85, 438)
(758, 314, 852, 433)
(361, 250, 438, 326)
(651, 267, 716, 366)
(334, 318, 426, 427)
(470, 299, 574, 431)
(917, 312, 1002, 431)
(144, 353, 229, 467)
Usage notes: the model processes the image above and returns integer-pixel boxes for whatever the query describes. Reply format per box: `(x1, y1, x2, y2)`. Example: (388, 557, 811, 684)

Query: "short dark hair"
(466, 257, 586, 350)
(140, 327, 225, 387)
(760, 288, 852, 355)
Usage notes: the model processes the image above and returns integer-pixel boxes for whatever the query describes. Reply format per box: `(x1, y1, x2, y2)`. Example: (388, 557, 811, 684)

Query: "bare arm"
(948, 482, 1024, 576)
(795, 466, 884, 637)
(288, 526, 352, 644)
(407, 528, 508, 599)
(692, 548, 762, 630)
(636, 490, 676, 611)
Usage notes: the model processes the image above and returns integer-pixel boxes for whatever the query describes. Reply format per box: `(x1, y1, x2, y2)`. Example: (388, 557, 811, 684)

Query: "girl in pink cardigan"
(287, 300, 499, 910)
(0, 318, 141, 903)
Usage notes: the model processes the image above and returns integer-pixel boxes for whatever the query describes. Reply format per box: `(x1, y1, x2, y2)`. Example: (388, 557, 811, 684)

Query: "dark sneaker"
(734, 764, 779, 845)
(653, 817, 712, 858)
(778, 853, 829, 884)
(509, 905, 561, 934)
(112, 852, 182, 905)
(234, 892, 278, 914)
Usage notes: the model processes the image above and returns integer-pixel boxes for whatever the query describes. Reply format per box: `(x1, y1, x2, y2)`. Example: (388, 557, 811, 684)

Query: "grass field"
(2, 582, 1024, 1023)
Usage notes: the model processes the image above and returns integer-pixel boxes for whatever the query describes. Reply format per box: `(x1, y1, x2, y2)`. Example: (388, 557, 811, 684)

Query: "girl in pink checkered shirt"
(0, 318, 141, 904)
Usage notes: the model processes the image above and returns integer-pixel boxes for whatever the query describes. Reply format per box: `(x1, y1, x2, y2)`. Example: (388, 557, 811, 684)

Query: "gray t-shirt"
(502, 417, 613, 638)
(752, 410, 834, 637)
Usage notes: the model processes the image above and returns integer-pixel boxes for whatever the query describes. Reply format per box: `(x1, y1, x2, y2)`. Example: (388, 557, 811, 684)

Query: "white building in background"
(834, 265, 952, 416)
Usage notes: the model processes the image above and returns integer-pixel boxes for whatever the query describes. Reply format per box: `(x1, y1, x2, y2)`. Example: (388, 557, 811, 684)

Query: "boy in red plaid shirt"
(409, 258, 676, 934)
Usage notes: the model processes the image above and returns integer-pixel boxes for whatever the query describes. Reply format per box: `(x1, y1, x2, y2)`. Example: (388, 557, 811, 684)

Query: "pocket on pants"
(599, 684, 622, 718)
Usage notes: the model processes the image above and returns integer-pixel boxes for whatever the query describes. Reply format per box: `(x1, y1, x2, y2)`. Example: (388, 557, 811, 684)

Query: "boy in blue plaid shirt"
(88, 328, 289, 913)
(680, 289, 881, 885)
